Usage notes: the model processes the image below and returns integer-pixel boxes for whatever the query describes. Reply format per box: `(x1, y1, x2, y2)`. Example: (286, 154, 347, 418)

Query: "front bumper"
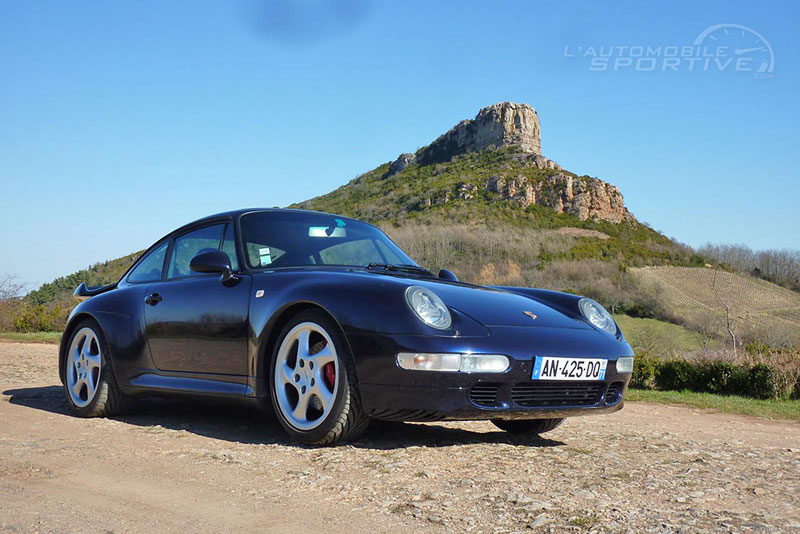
(347, 325, 633, 422)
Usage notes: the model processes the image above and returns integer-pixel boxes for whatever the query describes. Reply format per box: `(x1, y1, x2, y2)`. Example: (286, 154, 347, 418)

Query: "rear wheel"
(63, 319, 130, 417)
(270, 310, 369, 445)
(491, 418, 564, 435)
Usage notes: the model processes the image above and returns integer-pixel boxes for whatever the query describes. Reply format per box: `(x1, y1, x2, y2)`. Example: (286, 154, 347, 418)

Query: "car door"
(144, 223, 252, 376)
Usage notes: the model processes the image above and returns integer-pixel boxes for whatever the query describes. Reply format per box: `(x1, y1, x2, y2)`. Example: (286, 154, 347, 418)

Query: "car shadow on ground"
(3, 385, 565, 450)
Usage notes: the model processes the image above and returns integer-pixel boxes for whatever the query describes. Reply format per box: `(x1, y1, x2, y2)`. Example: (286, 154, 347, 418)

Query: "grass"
(613, 314, 712, 354)
(0, 332, 61, 344)
(627, 388, 800, 422)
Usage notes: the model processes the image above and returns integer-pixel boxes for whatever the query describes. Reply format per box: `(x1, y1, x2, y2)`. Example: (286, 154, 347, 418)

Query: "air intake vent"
(469, 383, 499, 406)
(604, 381, 624, 405)
(511, 382, 604, 407)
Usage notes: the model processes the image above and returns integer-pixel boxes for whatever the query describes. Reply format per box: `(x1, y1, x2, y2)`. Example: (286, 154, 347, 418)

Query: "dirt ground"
(1, 342, 798, 534)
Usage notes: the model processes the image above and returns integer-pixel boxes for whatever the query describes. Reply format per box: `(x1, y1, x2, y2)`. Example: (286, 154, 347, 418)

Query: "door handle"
(145, 293, 163, 305)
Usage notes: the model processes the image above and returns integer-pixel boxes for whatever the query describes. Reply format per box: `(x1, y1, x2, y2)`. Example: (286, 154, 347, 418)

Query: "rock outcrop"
(546, 174, 628, 223)
(386, 102, 546, 177)
(485, 172, 630, 223)
(417, 102, 541, 165)
(386, 153, 417, 177)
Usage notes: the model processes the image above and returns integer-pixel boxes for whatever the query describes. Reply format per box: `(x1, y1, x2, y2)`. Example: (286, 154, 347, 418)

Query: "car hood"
(420, 282, 588, 329)
(257, 266, 595, 331)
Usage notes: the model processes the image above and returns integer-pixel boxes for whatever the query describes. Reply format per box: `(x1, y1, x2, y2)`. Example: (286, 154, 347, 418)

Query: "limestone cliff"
(382, 102, 629, 223)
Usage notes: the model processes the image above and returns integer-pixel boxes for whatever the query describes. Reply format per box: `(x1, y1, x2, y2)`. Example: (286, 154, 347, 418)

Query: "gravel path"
(1, 341, 798, 533)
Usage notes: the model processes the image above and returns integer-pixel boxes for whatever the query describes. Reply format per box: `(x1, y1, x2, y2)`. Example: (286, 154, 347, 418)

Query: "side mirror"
(190, 251, 237, 283)
(438, 269, 459, 281)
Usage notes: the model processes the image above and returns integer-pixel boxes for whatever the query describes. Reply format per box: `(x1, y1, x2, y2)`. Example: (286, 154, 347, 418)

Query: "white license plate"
(532, 356, 607, 381)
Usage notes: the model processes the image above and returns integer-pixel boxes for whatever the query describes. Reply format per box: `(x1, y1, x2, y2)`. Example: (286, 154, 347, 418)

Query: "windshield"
(239, 211, 417, 269)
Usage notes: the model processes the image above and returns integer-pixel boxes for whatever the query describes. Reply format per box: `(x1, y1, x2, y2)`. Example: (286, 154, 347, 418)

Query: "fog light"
(459, 354, 509, 373)
(617, 356, 634, 373)
(396, 353, 509, 373)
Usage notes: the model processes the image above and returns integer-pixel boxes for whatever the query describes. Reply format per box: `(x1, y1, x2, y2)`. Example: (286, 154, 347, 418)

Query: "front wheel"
(63, 319, 130, 417)
(491, 418, 565, 435)
(270, 310, 369, 445)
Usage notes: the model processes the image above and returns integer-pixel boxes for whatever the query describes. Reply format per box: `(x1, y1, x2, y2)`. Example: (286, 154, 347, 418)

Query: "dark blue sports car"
(61, 209, 634, 445)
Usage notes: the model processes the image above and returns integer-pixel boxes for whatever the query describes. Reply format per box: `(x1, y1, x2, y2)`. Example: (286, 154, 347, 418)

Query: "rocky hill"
(296, 102, 632, 225)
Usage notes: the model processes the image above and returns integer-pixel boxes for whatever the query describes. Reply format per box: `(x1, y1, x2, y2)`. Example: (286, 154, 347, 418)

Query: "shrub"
(654, 360, 700, 391)
(704, 361, 749, 395)
(745, 340, 771, 357)
(747, 364, 776, 399)
(13, 303, 66, 333)
(630, 353, 656, 389)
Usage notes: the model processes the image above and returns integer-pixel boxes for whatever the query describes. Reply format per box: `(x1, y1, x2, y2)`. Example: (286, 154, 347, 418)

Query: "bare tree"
(688, 309, 719, 355)
(711, 269, 739, 358)
(699, 243, 800, 291)
(0, 274, 25, 332)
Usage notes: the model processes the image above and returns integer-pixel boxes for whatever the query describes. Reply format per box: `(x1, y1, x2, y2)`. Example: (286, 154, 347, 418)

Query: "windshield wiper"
(366, 263, 434, 277)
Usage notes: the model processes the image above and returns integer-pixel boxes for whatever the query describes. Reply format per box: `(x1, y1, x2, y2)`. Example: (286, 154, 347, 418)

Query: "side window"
(127, 242, 168, 283)
(221, 224, 239, 271)
(167, 224, 224, 279)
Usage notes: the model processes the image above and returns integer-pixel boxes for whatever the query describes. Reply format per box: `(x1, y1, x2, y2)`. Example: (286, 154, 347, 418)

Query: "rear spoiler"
(74, 282, 118, 299)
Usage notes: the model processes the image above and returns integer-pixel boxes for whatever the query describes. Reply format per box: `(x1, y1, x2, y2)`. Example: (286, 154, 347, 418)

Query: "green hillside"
(26, 251, 142, 305)
(293, 147, 700, 268)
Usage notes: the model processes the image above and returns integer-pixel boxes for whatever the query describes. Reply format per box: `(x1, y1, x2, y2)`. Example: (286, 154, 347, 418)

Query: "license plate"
(532, 356, 607, 381)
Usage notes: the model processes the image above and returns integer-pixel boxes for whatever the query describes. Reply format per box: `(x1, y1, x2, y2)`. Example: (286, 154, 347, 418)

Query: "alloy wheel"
(66, 327, 102, 408)
(274, 322, 340, 431)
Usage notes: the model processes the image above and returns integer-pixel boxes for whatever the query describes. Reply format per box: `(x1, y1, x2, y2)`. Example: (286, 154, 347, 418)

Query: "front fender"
(59, 285, 152, 386)
(247, 271, 489, 397)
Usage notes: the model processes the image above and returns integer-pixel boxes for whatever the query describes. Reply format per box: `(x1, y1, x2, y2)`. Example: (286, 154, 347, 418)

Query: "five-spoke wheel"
(270, 310, 369, 445)
(274, 322, 339, 431)
(66, 327, 103, 407)
(62, 319, 130, 417)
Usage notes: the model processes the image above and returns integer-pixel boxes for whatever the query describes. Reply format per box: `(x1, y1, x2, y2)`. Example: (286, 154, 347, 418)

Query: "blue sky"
(1, 1, 798, 291)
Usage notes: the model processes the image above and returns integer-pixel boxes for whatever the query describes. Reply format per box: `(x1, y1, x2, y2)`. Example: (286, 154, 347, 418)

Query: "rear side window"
(168, 224, 224, 279)
(221, 224, 239, 271)
(127, 242, 168, 283)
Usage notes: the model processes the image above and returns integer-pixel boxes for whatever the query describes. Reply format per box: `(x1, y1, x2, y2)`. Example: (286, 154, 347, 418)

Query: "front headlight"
(405, 286, 452, 330)
(578, 298, 617, 335)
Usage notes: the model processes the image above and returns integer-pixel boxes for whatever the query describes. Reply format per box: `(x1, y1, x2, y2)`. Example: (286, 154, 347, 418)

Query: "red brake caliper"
(322, 341, 336, 388)
(324, 362, 335, 388)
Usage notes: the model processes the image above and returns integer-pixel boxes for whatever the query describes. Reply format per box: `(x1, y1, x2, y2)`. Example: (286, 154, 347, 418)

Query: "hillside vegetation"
(27, 252, 142, 305)
(632, 266, 800, 347)
(295, 148, 700, 268)
(4, 252, 142, 333)
(698, 243, 800, 292)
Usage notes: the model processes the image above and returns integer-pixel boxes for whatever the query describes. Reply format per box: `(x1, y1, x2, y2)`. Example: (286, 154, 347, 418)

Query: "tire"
(269, 309, 369, 445)
(63, 318, 131, 417)
(491, 418, 565, 435)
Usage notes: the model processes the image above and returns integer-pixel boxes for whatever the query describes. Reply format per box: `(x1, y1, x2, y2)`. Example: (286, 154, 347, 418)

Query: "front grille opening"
(511, 382, 604, 407)
(469, 383, 499, 406)
(604, 381, 624, 405)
